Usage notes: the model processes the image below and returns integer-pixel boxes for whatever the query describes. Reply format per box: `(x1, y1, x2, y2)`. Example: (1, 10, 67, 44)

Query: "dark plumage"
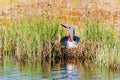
(60, 36, 80, 48)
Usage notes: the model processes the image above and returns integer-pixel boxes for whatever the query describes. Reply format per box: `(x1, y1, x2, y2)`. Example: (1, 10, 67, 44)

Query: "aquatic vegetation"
(0, 15, 120, 69)
(1, 16, 62, 61)
(83, 19, 120, 69)
(0, 0, 120, 70)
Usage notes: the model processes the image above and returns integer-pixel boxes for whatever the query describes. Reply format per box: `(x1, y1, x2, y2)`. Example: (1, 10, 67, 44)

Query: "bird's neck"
(68, 33, 73, 42)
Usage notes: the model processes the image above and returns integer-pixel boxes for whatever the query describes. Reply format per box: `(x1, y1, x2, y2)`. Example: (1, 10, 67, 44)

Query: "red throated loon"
(60, 24, 80, 48)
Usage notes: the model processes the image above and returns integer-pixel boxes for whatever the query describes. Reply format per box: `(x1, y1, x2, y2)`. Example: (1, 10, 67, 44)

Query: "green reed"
(1, 15, 120, 69)
(1, 16, 62, 61)
(83, 19, 120, 68)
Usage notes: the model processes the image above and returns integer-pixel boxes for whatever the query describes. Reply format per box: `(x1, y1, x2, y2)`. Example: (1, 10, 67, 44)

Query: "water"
(0, 58, 120, 80)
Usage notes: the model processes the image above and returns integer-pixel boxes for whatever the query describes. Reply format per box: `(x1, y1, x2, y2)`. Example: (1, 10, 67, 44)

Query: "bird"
(60, 24, 80, 59)
(60, 24, 80, 48)
(55, 24, 96, 60)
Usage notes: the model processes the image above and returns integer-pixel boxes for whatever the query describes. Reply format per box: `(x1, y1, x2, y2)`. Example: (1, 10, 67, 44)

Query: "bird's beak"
(61, 24, 67, 29)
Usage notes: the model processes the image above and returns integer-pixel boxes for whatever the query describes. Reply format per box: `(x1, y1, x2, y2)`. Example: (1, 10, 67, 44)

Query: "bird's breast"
(67, 41, 78, 48)
(60, 36, 80, 48)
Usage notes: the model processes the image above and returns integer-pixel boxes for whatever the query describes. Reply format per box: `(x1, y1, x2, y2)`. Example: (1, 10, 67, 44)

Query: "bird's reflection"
(60, 59, 83, 80)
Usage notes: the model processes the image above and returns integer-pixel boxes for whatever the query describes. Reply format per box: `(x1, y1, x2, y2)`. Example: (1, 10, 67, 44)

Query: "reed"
(1, 16, 120, 68)
(1, 16, 62, 61)
(83, 19, 120, 68)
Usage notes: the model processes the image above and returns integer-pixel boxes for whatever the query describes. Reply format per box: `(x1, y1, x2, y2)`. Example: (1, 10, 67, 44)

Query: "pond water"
(0, 58, 120, 80)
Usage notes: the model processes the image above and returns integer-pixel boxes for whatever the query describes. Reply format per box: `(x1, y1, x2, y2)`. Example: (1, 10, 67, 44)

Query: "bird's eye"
(69, 27, 71, 29)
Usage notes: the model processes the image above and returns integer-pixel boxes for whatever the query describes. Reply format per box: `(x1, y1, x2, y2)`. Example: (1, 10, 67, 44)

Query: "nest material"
(41, 40, 98, 61)
(59, 41, 98, 60)
(61, 47, 80, 59)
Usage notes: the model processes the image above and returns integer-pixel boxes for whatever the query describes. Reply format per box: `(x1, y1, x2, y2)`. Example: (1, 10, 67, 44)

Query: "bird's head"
(61, 24, 75, 42)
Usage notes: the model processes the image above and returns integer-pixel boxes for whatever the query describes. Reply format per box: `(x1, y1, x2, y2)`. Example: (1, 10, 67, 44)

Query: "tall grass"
(83, 19, 120, 68)
(1, 16, 62, 61)
(1, 14, 120, 69)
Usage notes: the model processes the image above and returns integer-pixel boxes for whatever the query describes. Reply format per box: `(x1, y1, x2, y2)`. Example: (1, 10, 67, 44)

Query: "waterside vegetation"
(1, 0, 120, 70)
(0, 16, 120, 70)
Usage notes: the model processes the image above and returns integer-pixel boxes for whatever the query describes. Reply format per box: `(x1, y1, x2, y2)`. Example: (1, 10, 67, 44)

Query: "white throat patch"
(67, 41, 78, 48)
